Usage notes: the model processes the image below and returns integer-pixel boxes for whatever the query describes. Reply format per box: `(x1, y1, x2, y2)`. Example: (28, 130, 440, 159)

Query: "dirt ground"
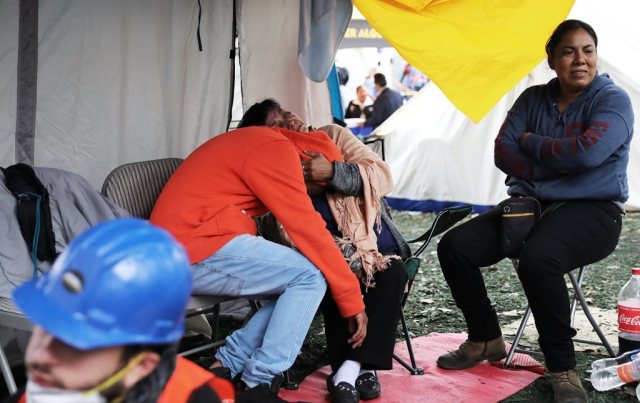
(288, 209, 640, 402)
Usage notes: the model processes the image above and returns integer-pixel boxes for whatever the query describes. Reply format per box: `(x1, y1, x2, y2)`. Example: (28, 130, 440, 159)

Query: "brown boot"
(550, 369, 588, 403)
(437, 336, 506, 370)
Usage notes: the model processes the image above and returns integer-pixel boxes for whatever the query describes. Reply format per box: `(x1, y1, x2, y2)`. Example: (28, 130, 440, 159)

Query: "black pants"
(437, 200, 621, 372)
(321, 258, 408, 371)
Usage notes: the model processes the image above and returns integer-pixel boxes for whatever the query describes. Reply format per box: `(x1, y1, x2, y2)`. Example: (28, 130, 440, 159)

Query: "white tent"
(380, 0, 640, 211)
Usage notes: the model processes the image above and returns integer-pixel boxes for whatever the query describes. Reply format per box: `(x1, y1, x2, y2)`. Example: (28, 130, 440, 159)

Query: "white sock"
(333, 360, 361, 386)
(359, 369, 375, 376)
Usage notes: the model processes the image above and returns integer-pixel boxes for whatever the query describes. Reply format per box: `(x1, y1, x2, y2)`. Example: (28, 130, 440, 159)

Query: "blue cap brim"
(13, 281, 183, 350)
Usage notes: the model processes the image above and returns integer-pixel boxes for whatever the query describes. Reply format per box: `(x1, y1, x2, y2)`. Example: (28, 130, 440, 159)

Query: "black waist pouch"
(499, 197, 540, 258)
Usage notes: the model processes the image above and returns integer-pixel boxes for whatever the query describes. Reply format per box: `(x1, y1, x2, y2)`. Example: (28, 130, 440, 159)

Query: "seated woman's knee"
(376, 259, 409, 287)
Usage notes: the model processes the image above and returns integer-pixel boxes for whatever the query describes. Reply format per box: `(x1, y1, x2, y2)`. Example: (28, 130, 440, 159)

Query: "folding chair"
(0, 158, 231, 393)
(393, 204, 473, 375)
(101, 158, 235, 357)
(101, 158, 184, 219)
(363, 136, 385, 161)
(503, 264, 615, 369)
(0, 298, 31, 395)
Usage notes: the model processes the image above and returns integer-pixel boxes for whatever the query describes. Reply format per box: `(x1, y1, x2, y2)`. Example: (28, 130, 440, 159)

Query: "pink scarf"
(319, 125, 396, 288)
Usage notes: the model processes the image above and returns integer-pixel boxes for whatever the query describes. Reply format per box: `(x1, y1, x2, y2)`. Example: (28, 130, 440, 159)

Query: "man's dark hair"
(545, 19, 598, 56)
(121, 343, 172, 364)
(116, 343, 177, 403)
(238, 99, 281, 128)
(373, 73, 387, 87)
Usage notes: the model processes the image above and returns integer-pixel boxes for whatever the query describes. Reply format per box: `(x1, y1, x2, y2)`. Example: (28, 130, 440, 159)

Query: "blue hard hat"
(13, 218, 192, 350)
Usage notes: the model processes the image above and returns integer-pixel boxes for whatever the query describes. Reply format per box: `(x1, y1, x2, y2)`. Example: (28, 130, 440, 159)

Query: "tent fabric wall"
(1, 0, 235, 188)
(0, 1, 19, 168)
(15, 0, 38, 165)
(384, 0, 640, 211)
(1, 0, 336, 189)
(298, 0, 352, 83)
(237, 0, 333, 130)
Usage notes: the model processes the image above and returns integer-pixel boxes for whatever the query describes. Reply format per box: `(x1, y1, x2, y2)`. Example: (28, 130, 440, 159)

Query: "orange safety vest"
(158, 356, 235, 403)
(16, 357, 233, 403)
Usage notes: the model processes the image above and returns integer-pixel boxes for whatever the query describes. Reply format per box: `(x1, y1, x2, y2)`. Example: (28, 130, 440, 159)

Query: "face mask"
(26, 380, 107, 403)
(26, 353, 145, 403)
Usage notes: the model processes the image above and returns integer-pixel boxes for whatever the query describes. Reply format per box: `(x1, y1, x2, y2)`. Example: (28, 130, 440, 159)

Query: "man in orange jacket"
(151, 126, 368, 401)
(6, 218, 234, 403)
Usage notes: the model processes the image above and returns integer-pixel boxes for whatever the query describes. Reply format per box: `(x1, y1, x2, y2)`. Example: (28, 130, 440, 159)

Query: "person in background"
(363, 69, 377, 98)
(239, 99, 410, 403)
(6, 218, 234, 403)
(362, 73, 403, 129)
(337, 66, 352, 114)
(151, 122, 367, 402)
(398, 63, 428, 93)
(344, 85, 374, 120)
(436, 19, 633, 403)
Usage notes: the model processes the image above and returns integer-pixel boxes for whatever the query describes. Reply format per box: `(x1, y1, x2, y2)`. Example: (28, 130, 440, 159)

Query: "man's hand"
(302, 151, 334, 182)
(346, 310, 368, 349)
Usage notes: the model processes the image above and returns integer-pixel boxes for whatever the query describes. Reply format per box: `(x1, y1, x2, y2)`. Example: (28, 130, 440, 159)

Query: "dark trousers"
(437, 200, 621, 372)
(321, 258, 408, 371)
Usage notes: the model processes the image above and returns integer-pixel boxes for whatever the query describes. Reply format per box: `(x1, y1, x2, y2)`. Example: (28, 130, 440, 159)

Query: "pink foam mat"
(279, 332, 544, 403)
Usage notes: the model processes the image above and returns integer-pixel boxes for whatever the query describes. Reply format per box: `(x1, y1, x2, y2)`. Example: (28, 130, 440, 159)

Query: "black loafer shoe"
(356, 371, 381, 400)
(329, 382, 360, 403)
(327, 373, 360, 403)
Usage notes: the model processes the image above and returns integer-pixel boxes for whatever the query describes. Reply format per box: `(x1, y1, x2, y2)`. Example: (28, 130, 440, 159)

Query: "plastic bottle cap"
(633, 268, 640, 276)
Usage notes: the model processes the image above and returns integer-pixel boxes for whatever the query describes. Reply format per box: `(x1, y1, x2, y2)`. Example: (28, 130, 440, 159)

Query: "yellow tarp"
(354, 0, 575, 122)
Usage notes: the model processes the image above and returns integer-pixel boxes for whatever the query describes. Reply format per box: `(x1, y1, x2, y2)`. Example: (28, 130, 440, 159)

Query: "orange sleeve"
(243, 140, 364, 317)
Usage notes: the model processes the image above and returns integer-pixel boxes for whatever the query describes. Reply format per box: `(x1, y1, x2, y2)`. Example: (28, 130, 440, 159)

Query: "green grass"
(286, 210, 640, 402)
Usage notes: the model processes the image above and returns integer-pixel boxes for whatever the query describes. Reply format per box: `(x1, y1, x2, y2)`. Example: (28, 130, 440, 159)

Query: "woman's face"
(549, 28, 597, 96)
(265, 108, 309, 133)
(356, 87, 367, 103)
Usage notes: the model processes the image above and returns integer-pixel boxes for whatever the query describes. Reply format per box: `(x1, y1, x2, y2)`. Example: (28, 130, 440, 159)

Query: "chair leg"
(569, 266, 587, 327)
(567, 272, 615, 357)
(504, 306, 532, 369)
(0, 344, 17, 395)
(506, 264, 614, 369)
(393, 309, 424, 375)
(282, 370, 299, 390)
(211, 303, 221, 341)
(181, 303, 225, 357)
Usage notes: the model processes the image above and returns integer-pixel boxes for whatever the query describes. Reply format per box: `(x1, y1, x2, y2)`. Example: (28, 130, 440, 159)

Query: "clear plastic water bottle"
(592, 348, 640, 371)
(590, 357, 640, 391)
(618, 268, 640, 354)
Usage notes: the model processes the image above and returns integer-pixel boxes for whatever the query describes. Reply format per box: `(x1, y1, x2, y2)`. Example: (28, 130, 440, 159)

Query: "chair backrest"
(101, 158, 183, 218)
(401, 205, 472, 306)
(408, 205, 472, 258)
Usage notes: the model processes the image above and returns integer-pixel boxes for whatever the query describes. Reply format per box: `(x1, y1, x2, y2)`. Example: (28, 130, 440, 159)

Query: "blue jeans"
(191, 234, 327, 386)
